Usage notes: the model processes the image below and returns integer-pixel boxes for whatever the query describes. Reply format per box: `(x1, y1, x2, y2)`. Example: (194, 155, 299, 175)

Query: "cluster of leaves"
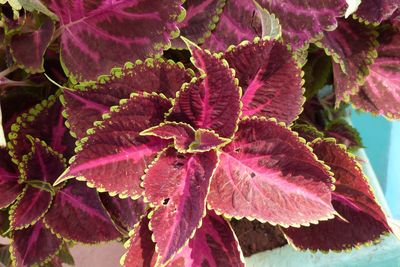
(0, 0, 399, 266)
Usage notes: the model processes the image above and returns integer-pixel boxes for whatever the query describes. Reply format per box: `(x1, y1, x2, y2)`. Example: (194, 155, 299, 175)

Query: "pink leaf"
(223, 39, 303, 124)
(144, 147, 218, 264)
(167, 211, 244, 267)
(65, 94, 171, 198)
(282, 140, 391, 251)
(207, 117, 336, 227)
(122, 217, 157, 267)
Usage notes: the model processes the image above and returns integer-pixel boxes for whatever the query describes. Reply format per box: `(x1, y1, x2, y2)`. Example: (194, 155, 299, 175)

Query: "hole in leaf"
(163, 198, 170, 205)
(250, 172, 256, 178)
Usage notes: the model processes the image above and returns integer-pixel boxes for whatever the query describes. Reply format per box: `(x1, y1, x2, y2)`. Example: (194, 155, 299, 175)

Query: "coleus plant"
(0, 0, 399, 266)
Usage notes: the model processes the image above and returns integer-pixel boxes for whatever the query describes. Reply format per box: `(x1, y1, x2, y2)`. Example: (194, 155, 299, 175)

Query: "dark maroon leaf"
(0, 148, 23, 209)
(282, 139, 391, 251)
(43, 0, 185, 81)
(8, 92, 75, 162)
(355, 0, 399, 23)
(11, 220, 62, 266)
(325, 119, 363, 150)
(167, 40, 241, 139)
(173, 0, 226, 48)
(62, 59, 193, 139)
(316, 18, 379, 104)
(350, 28, 400, 119)
(99, 193, 146, 234)
(258, 0, 347, 49)
(44, 180, 121, 243)
(10, 17, 55, 73)
(144, 147, 218, 264)
(202, 0, 261, 51)
(222, 38, 304, 124)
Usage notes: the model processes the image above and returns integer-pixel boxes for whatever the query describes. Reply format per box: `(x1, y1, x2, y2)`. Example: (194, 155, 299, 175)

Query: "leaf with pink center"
(167, 41, 241, 139)
(99, 193, 146, 233)
(43, 0, 185, 81)
(62, 94, 171, 198)
(0, 148, 23, 209)
(316, 18, 378, 104)
(202, 0, 261, 51)
(355, 0, 399, 23)
(44, 180, 121, 243)
(140, 122, 229, 153)
(8, 92, 75, 162)
(207, 117, 337, 227)
(222, 39, 303, 124)
(11, 220, 63, 267)
(282, 139, 391, 251)
(121, 217, 158, 267)
(172, 0, 226, 48)
(144, 147, 218, 264)
(167, 210, 244, 267)
(10, 17, 55, 73)
(10, 138, 65, 229)
(61, 59, 193, 139)
(257, 0, 347, 49)
(350, 28, 400, 119)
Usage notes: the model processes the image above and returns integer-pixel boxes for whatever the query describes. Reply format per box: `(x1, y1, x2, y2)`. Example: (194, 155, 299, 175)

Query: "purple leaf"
(188, 129, 230, 152)
(62, 59, 193, 139)
(10, 187, 52, 230)
(0, 148, 23, 209)
(44, 0, 185, 81)
(350, 28, 400, 119)
(10, 17, 55, 73)
(11, 220, 63, 266)
(167, 211, 244, 267)
(258, 0, 347, 49)
(173, 0, 226, 48)
(325, 119, 363, 150)
(207, 117, 337, 227)
(64, 94, 171, 198)
(44, 180, 121, 243)
(282, 139, 391, 251)
(144, 147, 218, 264)
(99, 193, 146, 233)
(140, 122, 196, 153)
(316, 18, 378, 104)
(355, 0, 399, 23)
(222, 39, 304, 124)
(167, 41, 241, 139)
(202, 0, 261, 51)
(8, 92, 75, 162)
(10, 138, 65, 229)
(121, 217, 157, 267)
